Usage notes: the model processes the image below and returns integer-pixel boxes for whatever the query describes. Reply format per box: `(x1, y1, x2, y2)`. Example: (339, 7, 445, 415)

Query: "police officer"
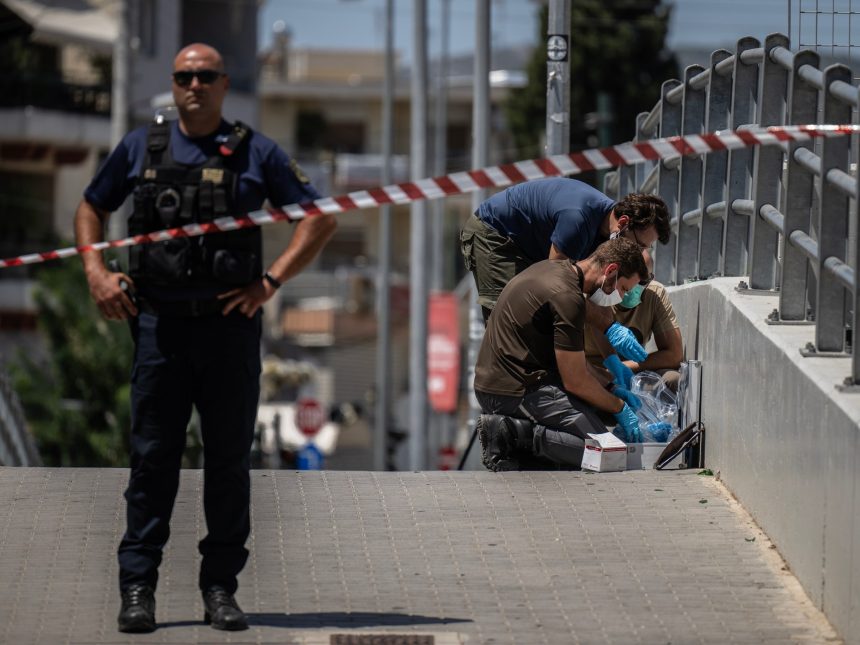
(74, 43, 337, 633)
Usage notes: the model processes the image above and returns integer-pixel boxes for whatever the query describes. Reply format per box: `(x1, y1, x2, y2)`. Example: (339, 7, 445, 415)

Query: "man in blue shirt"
(74, 43, 336, 633)
(462, 177, 669, 321)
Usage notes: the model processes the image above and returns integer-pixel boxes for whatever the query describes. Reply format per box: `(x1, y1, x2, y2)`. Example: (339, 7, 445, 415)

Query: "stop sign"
(296, 398, 325, 436)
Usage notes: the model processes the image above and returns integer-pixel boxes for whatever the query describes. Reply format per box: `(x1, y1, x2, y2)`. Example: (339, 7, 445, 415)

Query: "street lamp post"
(409, 0, 429, 471)
(546, 0, 571, 155)
(374, 0, 395, 472)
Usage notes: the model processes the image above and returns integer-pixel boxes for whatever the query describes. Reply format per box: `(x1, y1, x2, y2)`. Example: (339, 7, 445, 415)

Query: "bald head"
(173, 43, 225, 72)
(171, 43, 229, 136)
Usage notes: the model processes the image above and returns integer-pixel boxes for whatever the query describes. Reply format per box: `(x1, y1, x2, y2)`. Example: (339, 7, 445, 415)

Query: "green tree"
(11, 258, 133, 466)
(506, 0, 679, 160)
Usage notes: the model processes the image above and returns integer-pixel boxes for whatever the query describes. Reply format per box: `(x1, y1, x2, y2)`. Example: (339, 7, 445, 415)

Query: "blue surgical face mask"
(620, 284, 644, 309)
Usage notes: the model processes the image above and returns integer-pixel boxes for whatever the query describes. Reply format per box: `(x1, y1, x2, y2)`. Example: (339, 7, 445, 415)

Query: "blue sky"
(258, 0, 795, 60)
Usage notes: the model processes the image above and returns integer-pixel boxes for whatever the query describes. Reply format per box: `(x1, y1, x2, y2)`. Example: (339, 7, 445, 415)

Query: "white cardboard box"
(581, 432, 628, 472)
(626, 442, 684, 470)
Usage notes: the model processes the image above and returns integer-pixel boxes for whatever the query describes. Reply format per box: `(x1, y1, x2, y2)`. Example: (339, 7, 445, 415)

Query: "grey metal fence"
(605, 33, 860, 388)
(0, 368, 40, 466)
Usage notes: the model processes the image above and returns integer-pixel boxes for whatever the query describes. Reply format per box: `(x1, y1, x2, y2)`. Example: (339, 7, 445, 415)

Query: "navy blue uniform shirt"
(475, 177, 615, 262)
(85, 119, 320, 215)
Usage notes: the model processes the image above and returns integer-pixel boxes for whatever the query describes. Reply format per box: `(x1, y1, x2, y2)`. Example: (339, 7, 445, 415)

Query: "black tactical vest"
(128, 118, 262, 289)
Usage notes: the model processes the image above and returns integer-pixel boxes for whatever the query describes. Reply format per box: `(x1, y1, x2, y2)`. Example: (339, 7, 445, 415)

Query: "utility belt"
(137, 296, 224, 318)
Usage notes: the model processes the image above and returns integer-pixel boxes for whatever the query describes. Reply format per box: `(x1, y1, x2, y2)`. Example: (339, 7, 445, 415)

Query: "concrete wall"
(668, 278, 860, 644)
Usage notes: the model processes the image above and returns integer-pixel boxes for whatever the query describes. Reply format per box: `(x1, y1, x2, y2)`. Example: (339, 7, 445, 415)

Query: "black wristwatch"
(263, 271, 282, 290)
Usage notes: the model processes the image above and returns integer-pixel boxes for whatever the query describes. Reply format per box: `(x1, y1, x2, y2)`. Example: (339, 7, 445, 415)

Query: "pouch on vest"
(211, 249, 259, 285)
(155, 187, 182, 228)
(143, 239, 192, 285)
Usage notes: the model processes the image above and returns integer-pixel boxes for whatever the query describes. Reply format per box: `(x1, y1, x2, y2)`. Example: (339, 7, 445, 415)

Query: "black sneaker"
(118, 584, 156, 633)
(202, 586, 248, 631)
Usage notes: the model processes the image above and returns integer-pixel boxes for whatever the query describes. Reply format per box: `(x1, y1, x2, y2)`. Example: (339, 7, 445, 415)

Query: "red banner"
(427, 293, 461, 413)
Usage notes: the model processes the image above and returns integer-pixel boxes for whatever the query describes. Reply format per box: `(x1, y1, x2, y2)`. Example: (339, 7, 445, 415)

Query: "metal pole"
(676, 65, 707, 283)
(655, 79, 682, 284)
(432, 0, 450, 293)
(409, 0, 429, 471)
(463, 0, 491, 470)
(430, 0, 451, 464)
(749, 34, 790, 290)
(546, 0, 571, 155)
(596, 91, 612, 188)
(374, 0, 394, 472)
(109, 0, 131, 242)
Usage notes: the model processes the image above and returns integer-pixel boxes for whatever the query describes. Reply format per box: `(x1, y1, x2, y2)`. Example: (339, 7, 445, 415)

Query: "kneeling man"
(585, 251, 684, 392)
(474, 237, 647, 471)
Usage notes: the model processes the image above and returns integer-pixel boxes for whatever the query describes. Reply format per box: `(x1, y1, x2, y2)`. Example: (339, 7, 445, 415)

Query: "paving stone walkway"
(0, 467, 840, 644)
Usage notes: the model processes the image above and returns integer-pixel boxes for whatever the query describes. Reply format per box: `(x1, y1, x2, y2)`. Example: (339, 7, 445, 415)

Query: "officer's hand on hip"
(218, 277, 277, 318)
(87, 268, 137, 321)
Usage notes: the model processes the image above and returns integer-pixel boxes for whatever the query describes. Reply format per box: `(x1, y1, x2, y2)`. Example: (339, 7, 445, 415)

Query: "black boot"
(478, 414, 519, 471)
(202, 586, 248, 631)
(117, 584, 156, 633)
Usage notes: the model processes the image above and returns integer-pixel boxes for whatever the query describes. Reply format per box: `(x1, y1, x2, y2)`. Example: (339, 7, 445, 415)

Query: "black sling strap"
(145, 120, 172, 168)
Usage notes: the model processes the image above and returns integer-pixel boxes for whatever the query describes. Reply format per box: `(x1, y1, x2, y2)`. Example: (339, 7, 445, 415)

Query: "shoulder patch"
(289, 158, 311, 184)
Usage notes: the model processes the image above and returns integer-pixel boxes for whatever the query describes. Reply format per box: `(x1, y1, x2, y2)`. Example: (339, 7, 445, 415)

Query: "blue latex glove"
(613, 385, 642, 412)
(603, 354, 633, 389)
(614, 403, 642, 443)
(647, 422, 672, 443)
(604, 322, 648, 362)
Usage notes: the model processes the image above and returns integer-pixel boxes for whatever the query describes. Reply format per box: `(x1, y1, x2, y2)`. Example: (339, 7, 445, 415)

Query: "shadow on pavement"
(247, 612, 472, 629)
(154, 620, 206, 629)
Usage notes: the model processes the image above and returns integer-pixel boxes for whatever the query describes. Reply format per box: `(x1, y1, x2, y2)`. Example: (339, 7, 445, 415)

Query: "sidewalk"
(0, 467, 839, 644)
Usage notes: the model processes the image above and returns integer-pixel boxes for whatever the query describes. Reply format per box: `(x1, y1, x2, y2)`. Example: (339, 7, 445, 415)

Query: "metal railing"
(0, 368, 40, 466)
(604, 33, 860, 388)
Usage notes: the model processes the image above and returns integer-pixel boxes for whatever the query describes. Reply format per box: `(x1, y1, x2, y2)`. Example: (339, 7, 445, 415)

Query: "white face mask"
(589, 273, 623, 307)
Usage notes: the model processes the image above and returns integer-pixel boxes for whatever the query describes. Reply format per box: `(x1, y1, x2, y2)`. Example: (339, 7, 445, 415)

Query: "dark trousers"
(118, 310, 261, 594)
(476, 383, 609, 466)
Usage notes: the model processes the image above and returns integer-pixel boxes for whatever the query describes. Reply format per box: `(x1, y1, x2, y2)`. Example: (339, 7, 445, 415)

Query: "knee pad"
(501, 416, 534, 451)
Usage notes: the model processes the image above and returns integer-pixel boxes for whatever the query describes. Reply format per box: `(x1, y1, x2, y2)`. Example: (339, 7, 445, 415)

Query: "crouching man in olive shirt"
(474, 237, 649, 471)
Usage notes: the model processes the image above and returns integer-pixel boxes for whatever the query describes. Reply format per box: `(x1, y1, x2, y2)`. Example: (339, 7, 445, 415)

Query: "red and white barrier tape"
(2, 124, 858, 270)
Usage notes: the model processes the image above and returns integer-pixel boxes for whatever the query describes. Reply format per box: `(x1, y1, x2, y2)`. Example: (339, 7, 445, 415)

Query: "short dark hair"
(589, 237, 648, 280)
(615, 193, 671, 244)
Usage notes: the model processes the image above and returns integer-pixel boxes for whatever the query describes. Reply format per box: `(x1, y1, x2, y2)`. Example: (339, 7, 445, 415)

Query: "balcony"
(0, 74, 110, 116)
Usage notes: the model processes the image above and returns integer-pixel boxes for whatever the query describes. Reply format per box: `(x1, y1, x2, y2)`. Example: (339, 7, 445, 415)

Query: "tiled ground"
(0, 467, 840, 644)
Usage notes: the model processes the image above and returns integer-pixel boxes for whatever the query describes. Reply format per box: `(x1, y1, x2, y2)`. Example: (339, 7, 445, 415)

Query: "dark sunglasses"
(172, 70, 224, 87)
